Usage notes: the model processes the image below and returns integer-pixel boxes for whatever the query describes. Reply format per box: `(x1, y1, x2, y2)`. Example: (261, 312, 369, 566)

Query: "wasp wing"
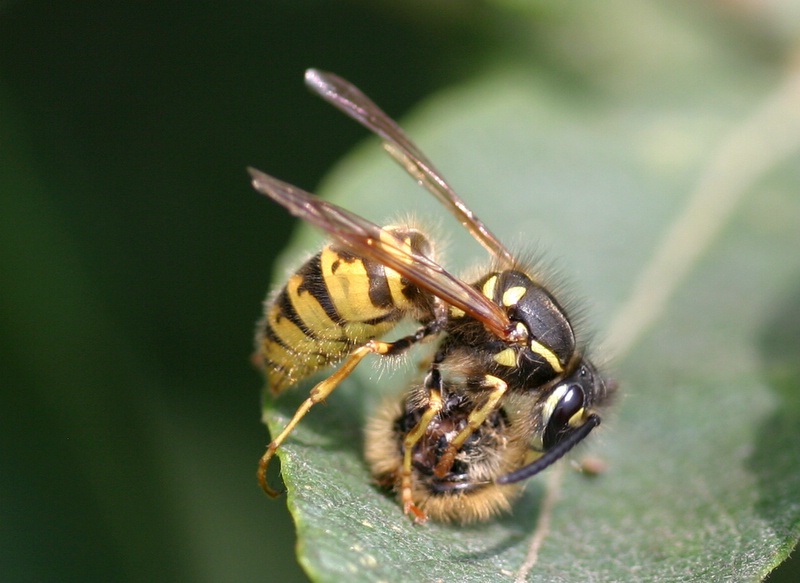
(304, 69, 515, 268)
(249, 167, 512, 339)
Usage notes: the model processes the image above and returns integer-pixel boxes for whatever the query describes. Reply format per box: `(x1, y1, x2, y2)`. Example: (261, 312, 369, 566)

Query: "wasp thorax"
(477, 270, 576, 386)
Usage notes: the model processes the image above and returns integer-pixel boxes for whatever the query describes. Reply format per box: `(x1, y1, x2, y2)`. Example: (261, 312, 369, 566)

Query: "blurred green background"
(1, 1, 798, 582)
(0, 2, 503, 581)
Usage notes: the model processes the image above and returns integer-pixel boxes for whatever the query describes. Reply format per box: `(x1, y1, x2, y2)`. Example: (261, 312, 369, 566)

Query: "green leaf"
(261, 66, 800, 582)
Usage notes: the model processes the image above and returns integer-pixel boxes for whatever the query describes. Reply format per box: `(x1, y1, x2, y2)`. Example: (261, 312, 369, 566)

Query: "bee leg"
(258, 323, 442, 498)
(433, 374, 508, 478)
(400, 386, 443, 524)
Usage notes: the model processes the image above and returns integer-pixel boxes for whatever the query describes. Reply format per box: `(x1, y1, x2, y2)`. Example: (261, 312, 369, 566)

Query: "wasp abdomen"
(257, 229, 432, 395)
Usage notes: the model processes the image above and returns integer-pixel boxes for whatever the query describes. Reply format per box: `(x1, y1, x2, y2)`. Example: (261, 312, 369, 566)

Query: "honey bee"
(250, 69, 612, 523)
(365, 361, 607, 523)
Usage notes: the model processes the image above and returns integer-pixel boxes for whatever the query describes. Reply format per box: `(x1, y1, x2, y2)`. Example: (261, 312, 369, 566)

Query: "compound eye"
(543, 384, 586, 450)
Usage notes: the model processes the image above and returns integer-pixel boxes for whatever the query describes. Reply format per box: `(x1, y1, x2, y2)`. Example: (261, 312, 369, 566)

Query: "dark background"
(0, 2, 503, 581)
(0, 1, 797, 582)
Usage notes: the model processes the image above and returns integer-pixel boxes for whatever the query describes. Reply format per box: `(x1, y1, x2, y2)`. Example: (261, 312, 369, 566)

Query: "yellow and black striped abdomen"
(257, 242, 424, 395)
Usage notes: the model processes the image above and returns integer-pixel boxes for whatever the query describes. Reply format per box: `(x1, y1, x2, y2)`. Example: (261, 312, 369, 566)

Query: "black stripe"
(264, 316, 345, 361)
(275, 288, 320, 340)
(296, 253, 347, 326)
(364, 259, 394, 310)
(362, 312, 399, 326)
(262, 319, 294, 352)
(266, 358, 293, 376)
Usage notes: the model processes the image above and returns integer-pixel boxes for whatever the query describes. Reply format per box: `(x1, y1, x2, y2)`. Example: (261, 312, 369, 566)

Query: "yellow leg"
(257, 316, 444, 498)
(258, 340, 387, 497)
(399, 388, 443, 524)
(433, 375, 507, 478)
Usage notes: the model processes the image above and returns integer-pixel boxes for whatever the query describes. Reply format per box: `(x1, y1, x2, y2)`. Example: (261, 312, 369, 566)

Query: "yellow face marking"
(492, 347, 517, 367)
(529, 339, 564, 373)
(542, 383, 569, 426)
(482, 275, 498, 300)
(502, 286, 527, 307)
(568, 408, 586, 427)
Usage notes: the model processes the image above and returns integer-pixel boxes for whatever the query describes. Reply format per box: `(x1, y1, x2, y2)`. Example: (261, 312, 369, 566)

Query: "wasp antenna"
(495, 415, 601, 485)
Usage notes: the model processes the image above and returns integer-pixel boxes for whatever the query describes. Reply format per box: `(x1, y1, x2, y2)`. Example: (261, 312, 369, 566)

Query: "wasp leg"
(258, 322, 442, 498)
(399, 375, 444, 524)
(433, 374, 508, 479)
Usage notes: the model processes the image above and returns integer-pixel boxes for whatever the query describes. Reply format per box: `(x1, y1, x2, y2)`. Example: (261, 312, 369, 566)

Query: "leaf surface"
(262, 68, 800, 582)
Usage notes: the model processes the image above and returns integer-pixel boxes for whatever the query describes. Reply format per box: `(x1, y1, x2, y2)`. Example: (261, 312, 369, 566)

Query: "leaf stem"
(514, 464, 565, 582)
(515, 47, 800, 581)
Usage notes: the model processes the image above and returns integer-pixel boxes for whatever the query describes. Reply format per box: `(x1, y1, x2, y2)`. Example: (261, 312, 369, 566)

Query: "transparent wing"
(249, 167, 513, 339)
(304, 68, 515, 268)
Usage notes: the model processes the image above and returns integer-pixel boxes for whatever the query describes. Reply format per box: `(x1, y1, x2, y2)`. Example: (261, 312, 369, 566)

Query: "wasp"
(250, 69, 611, 523)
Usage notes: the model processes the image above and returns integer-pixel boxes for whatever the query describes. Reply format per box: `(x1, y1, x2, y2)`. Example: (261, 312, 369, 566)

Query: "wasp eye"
(543, 385, 585, 449)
